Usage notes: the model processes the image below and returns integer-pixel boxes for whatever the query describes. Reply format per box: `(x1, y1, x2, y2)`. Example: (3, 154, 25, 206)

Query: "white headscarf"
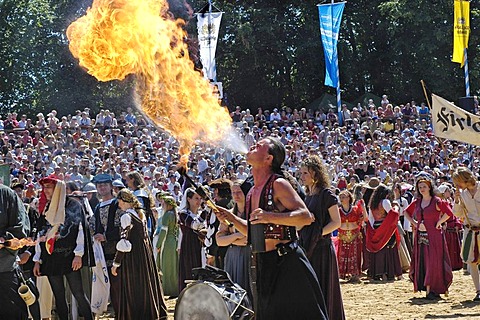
(179, 187, 195, 213)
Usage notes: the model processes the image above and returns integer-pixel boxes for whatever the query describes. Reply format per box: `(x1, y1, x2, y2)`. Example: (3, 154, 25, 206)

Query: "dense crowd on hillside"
(1, 96, 479, 195)
(2, 94, 480, 319)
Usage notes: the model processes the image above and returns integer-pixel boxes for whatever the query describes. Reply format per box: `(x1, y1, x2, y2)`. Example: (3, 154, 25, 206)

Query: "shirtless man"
(216, 137, 327, 320)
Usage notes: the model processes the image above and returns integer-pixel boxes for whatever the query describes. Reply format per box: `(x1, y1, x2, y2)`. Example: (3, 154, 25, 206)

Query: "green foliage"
(0, 0, 478, 117)
(0, 0, 134, 117)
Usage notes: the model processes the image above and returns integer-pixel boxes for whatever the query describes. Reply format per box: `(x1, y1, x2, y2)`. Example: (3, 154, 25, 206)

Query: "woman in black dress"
(178, 188, 206, 292)
(111, 188, 167, 319)
(299, 155, 346, 320)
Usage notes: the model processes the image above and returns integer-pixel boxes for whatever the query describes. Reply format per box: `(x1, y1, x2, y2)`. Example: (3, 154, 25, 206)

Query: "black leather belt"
(276, 241, 298, 256)
(466, 225, 480, 231)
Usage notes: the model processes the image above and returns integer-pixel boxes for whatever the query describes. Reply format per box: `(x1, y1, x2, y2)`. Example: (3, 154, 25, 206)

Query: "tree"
(0, 0, 134, 117)
(1, 0, 478, 116)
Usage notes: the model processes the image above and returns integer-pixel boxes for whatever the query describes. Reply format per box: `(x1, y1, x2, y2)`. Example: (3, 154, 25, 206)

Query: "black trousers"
(255, 246, 328, 320)
(0, 270, 28, 320)
(47, 271, 93, 320)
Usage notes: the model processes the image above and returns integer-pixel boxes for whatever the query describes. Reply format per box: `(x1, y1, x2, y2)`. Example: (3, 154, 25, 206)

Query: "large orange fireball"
(67, 0, 232, 156)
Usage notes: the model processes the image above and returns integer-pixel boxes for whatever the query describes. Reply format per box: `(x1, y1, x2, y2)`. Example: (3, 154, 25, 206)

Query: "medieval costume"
(0, 184, 30, 320)
(178, 188, 206, 293)
(156, 206, 179, 297)
(249, 174, 328, 320)
(90, 191, 123, 313)
(337, 201, 364, 280)
(300, 187, 346, 320)
(33, 176, 94, 320)
(445, 214, 464, 271)
(365, 206, 402, 280)
(205, 178, 234, 269)
(406, 197, 453, 295)
(113, 204, 166, 319)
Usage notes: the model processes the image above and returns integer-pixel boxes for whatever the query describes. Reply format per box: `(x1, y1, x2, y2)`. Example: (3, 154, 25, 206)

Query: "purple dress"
(406, 197, 453, 294)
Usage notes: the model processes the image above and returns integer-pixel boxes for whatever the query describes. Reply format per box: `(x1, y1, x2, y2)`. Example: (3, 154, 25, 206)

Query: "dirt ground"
(161, 269, 480, 320)
(339, 270, 480, 320)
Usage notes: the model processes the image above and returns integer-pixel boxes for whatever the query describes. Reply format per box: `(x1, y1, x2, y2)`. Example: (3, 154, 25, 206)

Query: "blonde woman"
(155, 194, 179, 298)
(112, 189, 166, 319)
(452, 167, 480, 301)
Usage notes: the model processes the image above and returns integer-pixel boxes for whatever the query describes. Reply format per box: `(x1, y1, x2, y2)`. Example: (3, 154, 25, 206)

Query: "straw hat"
(362, 177, 380, 189)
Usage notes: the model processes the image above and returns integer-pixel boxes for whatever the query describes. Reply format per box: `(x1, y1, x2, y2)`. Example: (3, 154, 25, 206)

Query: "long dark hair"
(266, 137, 285, 174)
(265, 137, 305, 199)
(368, 184, 392, 211)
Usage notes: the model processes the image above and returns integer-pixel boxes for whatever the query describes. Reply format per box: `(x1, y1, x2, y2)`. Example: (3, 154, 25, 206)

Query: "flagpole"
(331, 0, 342, 126)
(207, 0, 214, 81)
(464, 48, 470, 97)
(420, 80, 445, 150)
(336, 57, 342, 126)
(463, 48, 474, 168)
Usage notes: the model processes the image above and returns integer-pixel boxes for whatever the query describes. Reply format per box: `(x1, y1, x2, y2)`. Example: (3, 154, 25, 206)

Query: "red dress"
(337, 204, 364, 279)
(444, 212, 463, 271)
(406, 197, 453, 294)
(365, 207, 402, 279)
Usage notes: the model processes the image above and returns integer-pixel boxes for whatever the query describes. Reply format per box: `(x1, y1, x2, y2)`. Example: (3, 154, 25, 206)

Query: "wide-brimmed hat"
(112, 179, 125, 188)
(362, 177, 380, 189)
(10, 182, 25, 190)
(400, 182, 414, 191)
(437, 183, 451, 194)
(208, 178, 232, 190)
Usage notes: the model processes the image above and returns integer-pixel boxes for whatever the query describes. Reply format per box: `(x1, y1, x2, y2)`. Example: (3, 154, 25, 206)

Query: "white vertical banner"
(197, 12, 222, 81)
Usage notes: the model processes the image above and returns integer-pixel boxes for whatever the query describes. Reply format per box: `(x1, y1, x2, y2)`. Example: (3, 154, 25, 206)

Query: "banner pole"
(331, 0, 341, 126)
(420, 81, 445, 149)
(464, 48, 473, 169)
(420, 80, 432, 110)
(333, 0, 342, 126)
(464, 48, 470, 97)
(336, 60, 342, 126)
(207, 0, 214, 81)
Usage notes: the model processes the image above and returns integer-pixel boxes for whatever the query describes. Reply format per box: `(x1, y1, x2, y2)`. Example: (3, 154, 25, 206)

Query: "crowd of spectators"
(1, 94, 480, 201)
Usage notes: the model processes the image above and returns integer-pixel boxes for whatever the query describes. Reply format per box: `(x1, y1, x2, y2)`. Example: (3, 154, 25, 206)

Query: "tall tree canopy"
(0, 0, 478, 116)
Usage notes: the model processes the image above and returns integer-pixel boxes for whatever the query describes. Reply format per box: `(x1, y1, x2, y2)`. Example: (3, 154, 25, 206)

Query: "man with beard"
(90, 174, 123, 316)
(215, 137, 327, 320)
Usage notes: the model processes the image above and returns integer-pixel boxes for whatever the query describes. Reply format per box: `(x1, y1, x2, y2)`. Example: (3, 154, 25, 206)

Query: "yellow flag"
(453, 0, 470, 67)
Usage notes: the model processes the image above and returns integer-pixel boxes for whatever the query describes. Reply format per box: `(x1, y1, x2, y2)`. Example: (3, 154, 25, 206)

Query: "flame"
(66, 0, 232, 157)
(179, 154, 189, 170)
(2, 237, 36, 250)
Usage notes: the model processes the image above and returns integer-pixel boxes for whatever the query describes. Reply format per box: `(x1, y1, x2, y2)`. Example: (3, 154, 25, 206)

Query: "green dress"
(156, 209, 180, 297)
